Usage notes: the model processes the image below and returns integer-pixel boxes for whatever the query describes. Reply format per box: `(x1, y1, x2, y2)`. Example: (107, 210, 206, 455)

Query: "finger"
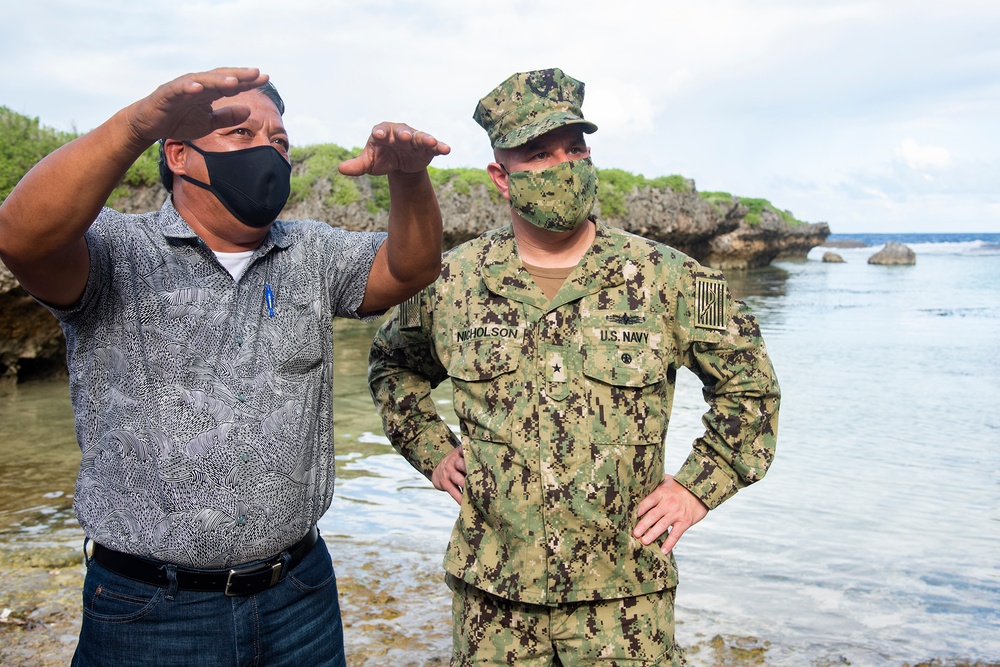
(660, 523, 688, 555)
(209, 105, 252, 131)
(368, 122, 406, 144)
(197, 68, 268, 94)
(409, 130, 451, 156)
(337, 155, 370, 176)
(634, 513, 671, 545)
(634, 493, 662, 519)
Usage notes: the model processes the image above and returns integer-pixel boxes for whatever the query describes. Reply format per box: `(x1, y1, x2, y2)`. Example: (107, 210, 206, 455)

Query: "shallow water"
(1, 235, 998, 665)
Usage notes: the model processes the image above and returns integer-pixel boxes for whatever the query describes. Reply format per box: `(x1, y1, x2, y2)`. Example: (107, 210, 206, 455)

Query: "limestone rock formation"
(0, 176, 831, 384)
(822, 252, 845, 263)
(868, 241, 916, 266)
(0, 264, 66, 384)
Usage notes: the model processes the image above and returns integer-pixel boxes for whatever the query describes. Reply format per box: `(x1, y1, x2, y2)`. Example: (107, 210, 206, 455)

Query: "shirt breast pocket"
(447, 338, 520, 444)
(582, 343, 666, 444)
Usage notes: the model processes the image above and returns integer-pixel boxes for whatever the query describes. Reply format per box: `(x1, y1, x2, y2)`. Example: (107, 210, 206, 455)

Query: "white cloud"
(4, 0, 1000, 233)
(895, 138, 954, 170)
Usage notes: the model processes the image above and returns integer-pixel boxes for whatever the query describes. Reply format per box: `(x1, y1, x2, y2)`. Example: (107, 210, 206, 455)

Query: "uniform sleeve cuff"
(673, 452, 741, 510)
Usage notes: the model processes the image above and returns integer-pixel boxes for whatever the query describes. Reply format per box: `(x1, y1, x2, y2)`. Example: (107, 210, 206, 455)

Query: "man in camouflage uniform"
(368, 68, 780, 665)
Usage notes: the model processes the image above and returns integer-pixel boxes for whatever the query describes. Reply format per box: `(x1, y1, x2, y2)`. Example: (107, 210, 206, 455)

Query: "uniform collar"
(480, 220, 626, 311)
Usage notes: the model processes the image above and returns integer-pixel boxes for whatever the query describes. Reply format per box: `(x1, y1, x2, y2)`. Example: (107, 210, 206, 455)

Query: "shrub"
(0, 106, 77, 202)
(597, 169, 690, 218)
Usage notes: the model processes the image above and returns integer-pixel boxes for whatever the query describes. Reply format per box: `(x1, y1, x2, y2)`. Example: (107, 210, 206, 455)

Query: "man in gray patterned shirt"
(0, 67, 449, 666)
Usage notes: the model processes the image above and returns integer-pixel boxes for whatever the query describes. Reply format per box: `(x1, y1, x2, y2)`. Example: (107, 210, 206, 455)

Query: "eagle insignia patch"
(606, 313, 646, 325)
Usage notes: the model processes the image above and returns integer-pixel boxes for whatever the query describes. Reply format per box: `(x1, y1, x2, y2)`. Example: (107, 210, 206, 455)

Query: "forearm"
(674, 349, 780, 509)
(0, 106, 150, 303)
(384, 169, 443, 287)
(369, 314, 457, 479)
(369, 355, 455, 478)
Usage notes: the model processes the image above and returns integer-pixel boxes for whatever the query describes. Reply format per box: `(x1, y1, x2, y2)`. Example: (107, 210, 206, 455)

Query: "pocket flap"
(448, 339, 520, 381)
(583, 344, 664, 387)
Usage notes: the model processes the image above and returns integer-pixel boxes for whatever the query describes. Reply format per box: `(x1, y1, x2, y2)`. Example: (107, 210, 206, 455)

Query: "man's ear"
(163, 139, 190, 179)
(486, 162, 511, 201)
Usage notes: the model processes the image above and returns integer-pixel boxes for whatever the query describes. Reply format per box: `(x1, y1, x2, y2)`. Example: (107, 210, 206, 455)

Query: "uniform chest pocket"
(582, 343, 666, 444)
(447, 338, 521, 444)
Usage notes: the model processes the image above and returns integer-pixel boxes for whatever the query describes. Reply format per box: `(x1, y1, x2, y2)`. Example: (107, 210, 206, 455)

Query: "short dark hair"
(157, 82, 285, 192)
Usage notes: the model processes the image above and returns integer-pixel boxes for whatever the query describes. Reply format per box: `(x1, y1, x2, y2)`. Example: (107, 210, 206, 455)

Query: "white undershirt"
(213, 250, 255, 280)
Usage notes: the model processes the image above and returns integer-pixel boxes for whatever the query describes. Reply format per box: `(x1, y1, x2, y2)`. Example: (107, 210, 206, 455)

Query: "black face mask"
(180, 142, 291, 228)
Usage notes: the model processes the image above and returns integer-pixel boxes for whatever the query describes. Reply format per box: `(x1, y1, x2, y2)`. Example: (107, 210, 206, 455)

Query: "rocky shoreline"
(0, 176, 829, 386)
(2, 542, 996, 667)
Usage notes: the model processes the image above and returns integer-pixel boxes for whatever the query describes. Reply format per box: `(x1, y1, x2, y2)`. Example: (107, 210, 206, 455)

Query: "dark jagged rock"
(0, 267, 66, 385)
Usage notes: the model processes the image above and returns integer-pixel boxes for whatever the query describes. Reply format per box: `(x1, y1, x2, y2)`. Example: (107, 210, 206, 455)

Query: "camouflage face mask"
(506, 158, 598, 232)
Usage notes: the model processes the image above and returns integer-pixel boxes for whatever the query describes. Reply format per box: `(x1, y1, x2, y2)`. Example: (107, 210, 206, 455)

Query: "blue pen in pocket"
(264, 283, 275, 317)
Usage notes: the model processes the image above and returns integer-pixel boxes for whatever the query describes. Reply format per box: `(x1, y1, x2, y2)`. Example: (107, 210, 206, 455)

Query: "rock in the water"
(868, 241, 916, 265)
(822, 252, 845, 263)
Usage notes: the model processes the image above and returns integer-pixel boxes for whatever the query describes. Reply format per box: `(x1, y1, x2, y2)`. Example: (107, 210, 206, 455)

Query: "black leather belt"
(91, 526, 319, 597)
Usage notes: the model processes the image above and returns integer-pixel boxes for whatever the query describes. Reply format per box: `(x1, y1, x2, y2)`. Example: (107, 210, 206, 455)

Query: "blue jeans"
(71, 535, 345, 667)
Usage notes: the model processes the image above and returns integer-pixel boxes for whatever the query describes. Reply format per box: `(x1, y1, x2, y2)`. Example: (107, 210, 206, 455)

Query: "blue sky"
(5, 0, 999, 233)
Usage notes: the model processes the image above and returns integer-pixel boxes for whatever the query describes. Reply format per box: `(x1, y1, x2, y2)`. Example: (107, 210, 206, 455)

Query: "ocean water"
(1, 232, 997, 665)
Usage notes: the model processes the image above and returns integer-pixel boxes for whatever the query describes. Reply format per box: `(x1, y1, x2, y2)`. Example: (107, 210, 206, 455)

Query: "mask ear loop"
(177, 142, 214, 191)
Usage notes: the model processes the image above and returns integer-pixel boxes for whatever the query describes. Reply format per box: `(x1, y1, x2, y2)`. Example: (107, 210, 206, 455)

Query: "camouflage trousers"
(447, 574, 684, 666)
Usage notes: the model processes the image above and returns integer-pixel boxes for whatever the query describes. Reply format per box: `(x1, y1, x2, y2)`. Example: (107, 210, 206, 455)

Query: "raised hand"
(123, 67, 270, 147)
(338, 122, 451, 177)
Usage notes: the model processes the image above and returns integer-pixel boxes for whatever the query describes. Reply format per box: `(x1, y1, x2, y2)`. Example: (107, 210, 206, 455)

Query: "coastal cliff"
(0, 121, 829, 383)
(278, 168, 829, 268)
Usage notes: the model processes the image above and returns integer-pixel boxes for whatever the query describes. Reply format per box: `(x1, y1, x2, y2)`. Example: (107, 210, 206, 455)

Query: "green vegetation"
(596, 168, 692, 218)
(289, 143, 365, 209)
(699, 191, 803, 226)
(0, 106, 804, 227)
(428, 166, 498, 199)
(0, 106, 78, 202)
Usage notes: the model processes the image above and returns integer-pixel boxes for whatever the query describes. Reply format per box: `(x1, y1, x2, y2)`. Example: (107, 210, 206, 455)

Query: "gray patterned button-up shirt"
(46, 199, 385, 568)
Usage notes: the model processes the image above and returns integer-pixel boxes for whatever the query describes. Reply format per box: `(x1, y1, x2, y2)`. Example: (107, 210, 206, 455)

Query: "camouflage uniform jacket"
(369, 221, 780, 605)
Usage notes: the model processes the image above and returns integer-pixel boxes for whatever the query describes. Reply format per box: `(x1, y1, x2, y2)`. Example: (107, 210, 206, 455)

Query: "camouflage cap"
(473, 68, 598, 149)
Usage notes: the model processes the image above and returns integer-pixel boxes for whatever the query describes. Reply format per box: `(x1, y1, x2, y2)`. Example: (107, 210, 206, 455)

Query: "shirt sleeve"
(319, 225, 388, 320)
(39, 210, 115, 323)
(670, 263, 781, 509)
(368, 289, 459, 480)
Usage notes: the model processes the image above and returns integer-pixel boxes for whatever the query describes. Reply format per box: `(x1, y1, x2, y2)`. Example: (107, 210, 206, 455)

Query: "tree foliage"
(0, 106, 78, 202)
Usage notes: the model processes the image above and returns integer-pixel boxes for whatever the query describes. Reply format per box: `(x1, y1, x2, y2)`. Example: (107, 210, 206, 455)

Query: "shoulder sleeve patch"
(399, 293, 422, 330)
(694, 277, 728, 330)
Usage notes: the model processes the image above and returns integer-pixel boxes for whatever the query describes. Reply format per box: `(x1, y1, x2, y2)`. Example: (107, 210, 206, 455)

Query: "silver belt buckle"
(225, 561, 283, 596)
